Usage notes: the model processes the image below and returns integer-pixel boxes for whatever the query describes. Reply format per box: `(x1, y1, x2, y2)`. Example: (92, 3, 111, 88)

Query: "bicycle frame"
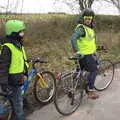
(0, 58, 53, 119)
(21, 58, 47, 96)
(67, 57, 90, 93)
(21, 68, 37, 96)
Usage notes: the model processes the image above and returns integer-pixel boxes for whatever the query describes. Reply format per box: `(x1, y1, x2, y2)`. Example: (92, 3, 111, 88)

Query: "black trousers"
(79, 54, 97, 72)
(79, 54, 98, 89)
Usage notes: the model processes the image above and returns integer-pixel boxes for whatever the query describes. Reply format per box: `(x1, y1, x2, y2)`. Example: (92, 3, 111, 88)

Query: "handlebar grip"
(25, 59, 32, 63)
(97, 46, 108, 53)
(40, 61, 48, 63)
(35, 59, 48, 63)
(68, 55, 82, 60)
(27, 58, 48, 63)
(97, 45, 106, 51)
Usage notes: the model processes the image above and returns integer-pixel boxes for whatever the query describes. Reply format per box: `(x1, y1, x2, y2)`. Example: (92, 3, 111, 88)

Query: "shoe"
(88, 91, 99, 100)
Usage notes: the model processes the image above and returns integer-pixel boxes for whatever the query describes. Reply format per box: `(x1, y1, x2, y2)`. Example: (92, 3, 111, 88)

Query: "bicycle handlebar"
(97, 45, 108, 53)
(27, 58, 48, 64)
(68, 55, 83, 61)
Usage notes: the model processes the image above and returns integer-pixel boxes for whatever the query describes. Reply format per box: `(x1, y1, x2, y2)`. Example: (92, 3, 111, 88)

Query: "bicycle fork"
(69, 72, 82, 105)
(37, 73, 49, 88)
(82, 71, 90, 94)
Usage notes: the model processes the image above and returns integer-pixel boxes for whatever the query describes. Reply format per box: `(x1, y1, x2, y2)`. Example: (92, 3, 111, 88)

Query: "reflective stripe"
(22, 47, 29, 69)
(0, 45, 1, 54)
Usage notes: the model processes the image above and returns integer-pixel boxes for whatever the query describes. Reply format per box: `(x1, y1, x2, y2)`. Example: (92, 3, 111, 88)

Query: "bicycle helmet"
(81, 8, 94, 17)
(5, 20, 26, 36)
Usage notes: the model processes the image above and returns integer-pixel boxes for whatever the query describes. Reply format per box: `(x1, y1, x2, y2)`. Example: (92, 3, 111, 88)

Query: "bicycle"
(0, 92, 14, 120)
(94, 46, 114, 91)
(54, 49, 114, 116)
(23, 58, 56, 104)
(0, 57, 56, 120)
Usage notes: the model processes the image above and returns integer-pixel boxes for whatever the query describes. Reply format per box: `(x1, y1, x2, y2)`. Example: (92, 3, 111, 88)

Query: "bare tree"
(1, 0, 22, 14)
(21, 0, 24, 13)
(104, 0, 120, 13)
(78, 0, 95, 11)
(13, 0, 20, 13)
(54, 0, 96, 13)
(6, 0, 10, 14)
(54, 0, 120, 14)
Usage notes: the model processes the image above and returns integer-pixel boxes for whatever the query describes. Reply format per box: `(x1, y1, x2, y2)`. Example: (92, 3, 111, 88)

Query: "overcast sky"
(0, 0, 119, 15)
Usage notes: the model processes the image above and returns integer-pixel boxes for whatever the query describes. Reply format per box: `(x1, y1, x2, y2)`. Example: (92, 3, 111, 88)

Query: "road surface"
(27, 65, 120, 120)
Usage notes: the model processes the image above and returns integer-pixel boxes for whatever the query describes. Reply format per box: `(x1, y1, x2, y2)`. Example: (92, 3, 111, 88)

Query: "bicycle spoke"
(54, 71, 83, 116)
(94, 60, 114, 91)
(33, 71, 55, 104)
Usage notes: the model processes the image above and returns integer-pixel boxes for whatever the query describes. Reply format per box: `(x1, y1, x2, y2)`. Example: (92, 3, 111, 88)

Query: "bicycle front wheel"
(33, 71, 56, 104)
(54, 71, 83, 116)
(94, 59, 114, 91)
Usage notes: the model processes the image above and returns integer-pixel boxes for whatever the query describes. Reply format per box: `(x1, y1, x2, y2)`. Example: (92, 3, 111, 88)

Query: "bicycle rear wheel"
(4, 110, 14, 120)
(54, 71, 83, 116)
(33, 71, 56, 104)
(0, 95, 14, 120)
(94, 59, 114, 91)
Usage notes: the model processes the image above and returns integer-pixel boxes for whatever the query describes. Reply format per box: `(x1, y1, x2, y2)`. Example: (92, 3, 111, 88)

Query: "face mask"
(19, 31, 24, 37)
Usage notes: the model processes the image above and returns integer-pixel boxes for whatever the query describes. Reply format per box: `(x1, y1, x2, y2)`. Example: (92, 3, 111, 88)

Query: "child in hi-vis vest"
(70, 8, 99, 100)
(0, 20, 29, 120)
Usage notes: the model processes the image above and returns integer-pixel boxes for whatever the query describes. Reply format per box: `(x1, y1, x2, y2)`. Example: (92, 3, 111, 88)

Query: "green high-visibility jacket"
(3, 43, 29, 74)
(76, 24, 96, 55)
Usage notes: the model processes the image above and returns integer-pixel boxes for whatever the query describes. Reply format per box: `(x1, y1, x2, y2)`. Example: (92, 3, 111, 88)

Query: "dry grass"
(0, 14, 120, 71)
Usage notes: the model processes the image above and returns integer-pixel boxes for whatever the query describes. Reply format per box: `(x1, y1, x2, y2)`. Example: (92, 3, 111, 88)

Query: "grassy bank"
(0, 14, 120, 71)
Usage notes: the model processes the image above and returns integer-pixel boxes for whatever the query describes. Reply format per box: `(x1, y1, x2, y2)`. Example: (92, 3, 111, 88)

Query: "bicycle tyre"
(33, 71, 56, 104)
(0, 95, 14, 120)
(6, 111, 14, 120)
(54, 71, 83, 116)
(94, 59, 114, 91)
(0, 109, 13, 120)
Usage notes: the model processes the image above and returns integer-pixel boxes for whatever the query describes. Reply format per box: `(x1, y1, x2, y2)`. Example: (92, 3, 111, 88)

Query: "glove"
(76, 51, 84, 58)
(1, 84, 13, 96)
